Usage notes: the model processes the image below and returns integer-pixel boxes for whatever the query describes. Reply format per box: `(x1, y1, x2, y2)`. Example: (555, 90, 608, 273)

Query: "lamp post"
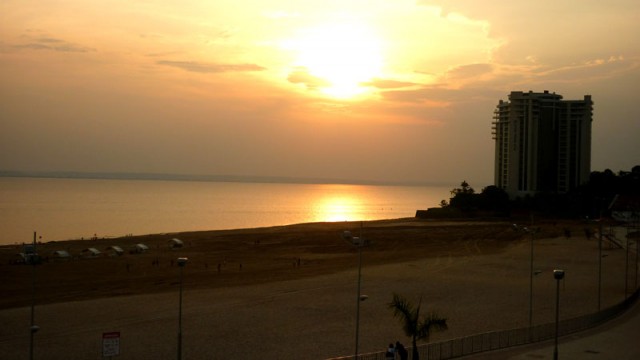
(625, 225, 630, 299)
(355, 239, 362, 360)
(28, 231, 39, 360)
(553, 269, 565, 360)
(635, 217, 640, 290)
(598, 219, 603, 310)
(342, 224, 368, 360)
(177, 257, 188, 360)
(513, 224, 538, 328)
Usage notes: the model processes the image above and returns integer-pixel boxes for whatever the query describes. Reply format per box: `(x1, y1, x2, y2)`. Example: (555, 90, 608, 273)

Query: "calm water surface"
(0, 177, 449, 244)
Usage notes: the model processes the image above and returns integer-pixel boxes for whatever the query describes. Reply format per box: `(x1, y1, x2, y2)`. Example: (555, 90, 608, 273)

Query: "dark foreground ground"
(1, 218, 637, 359)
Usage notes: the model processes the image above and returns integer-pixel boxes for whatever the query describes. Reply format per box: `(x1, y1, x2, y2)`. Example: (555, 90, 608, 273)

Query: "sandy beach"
(0, 218, 635, 359)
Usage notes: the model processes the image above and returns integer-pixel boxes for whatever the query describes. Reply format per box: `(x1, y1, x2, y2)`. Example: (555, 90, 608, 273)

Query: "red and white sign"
(102, 331, 120, 357)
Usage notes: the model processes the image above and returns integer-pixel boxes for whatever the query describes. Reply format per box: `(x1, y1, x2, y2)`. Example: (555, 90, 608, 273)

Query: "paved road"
(463, 296, 640, 359)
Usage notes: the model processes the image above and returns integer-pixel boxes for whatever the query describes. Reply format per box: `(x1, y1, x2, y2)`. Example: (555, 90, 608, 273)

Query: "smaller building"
(609, 194, 640, 223)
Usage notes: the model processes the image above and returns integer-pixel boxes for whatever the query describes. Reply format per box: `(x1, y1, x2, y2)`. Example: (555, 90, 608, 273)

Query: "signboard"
(102, 331, 120, 357)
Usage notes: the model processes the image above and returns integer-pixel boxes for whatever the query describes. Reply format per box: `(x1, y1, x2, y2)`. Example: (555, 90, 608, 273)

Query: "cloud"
(532, 55, 636, 81)
(286, 71, 420, 93)
(362, 78, 418, 90)
(380, 86, 452, 106)
(446, 63, 493, 80)
(13, 36, 94, 52)
(157, 60, 266, 73)
(480, 55, 639, 91)
(287, 68, 329, 89)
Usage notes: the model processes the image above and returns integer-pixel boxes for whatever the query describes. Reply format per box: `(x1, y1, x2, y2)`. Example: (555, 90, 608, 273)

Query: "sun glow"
(313, 195, 362, 222)
(285, 22, 384, 98)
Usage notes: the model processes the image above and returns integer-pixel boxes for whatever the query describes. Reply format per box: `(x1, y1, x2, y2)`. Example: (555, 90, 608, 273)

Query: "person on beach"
(385, 343, 395, 360)
(395, 341, 408, 360)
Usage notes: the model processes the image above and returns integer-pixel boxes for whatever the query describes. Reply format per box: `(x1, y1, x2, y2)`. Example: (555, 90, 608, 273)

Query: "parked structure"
(169, 238, 184, 249)
(82, 247, 101, 258)
(130, 243, 149, 254)
(105, 246, 124, 256)
(51, 250, 72, 261)
(492, 90, 593, 198)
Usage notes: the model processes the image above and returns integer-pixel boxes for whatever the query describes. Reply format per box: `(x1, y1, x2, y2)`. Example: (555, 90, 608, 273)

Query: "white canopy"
(169, 238, 184, 248)
(82, 248, 101, 257)
(52, 250, 71, 258)
(105, 246, 124, 255)
(131, 243, 149, 253)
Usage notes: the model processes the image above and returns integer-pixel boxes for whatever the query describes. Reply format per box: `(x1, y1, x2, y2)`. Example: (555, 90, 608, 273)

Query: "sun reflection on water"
(314, 196, 362, 222)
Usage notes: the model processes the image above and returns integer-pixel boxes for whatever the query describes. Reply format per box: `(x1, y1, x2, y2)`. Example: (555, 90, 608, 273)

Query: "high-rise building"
(492, 90, 593, 198)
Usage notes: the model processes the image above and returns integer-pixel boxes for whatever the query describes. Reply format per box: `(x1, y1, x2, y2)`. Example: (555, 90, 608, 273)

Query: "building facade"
(492, 91, 593, 197)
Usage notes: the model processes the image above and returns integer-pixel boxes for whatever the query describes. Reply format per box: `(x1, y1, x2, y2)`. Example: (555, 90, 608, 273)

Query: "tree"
(449, 181, 479, 212)
(479, 185, 510, 214)
(388, 293, 447, 360)
(450, 180, 475, 196)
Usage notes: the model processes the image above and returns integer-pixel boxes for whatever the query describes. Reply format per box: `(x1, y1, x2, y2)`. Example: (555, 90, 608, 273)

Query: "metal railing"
(328, 288, 639, 360)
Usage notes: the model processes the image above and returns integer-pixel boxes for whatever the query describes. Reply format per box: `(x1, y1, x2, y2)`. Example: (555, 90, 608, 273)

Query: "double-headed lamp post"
(553, 269, 565, 360)
(177, 257, 188, 360)
(342, 228, 368, 360)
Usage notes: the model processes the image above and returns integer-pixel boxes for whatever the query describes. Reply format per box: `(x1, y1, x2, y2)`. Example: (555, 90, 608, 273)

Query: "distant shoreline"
(0, 170, 448, 187)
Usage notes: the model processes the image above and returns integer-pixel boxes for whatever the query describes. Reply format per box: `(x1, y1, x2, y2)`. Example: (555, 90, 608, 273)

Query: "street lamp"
(597, 219, 603, 310)
(513, 224, 538, 328)
(177, 257, 188, 360)
(553, 269, 565, 360)
(26, 231, 41, 360)
(625, 225, 630, 299)
(342, 227, 369, 360)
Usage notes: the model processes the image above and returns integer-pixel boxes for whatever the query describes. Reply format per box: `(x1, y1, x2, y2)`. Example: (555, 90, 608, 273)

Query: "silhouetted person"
(395, 341, 408, 360)
(385, 343, 395, 360)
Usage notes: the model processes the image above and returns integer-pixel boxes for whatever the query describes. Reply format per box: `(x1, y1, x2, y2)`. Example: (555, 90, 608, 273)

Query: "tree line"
(433, 165, 639, 219)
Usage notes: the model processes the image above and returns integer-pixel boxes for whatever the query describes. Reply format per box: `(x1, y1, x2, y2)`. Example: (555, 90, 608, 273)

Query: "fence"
(328, 288, 639, 360)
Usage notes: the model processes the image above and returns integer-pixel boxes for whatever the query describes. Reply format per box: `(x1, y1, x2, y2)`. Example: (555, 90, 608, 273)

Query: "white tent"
(169, 238, 184, 249)
(52, 250, 71, 260)
(82, 248, 101, 257)
(130, 243, 149, 254)
(105, 246, 124, 256)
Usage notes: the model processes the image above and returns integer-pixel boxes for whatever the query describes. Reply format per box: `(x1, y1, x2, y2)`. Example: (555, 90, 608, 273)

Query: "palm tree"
(388, 293, 447, 360)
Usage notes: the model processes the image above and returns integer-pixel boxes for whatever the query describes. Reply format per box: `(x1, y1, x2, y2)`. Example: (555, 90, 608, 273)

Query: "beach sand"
(0, 218, 634, 359)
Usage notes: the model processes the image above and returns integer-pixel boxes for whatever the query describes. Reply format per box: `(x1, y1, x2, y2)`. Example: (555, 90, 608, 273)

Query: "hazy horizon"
(0, 169, 453, 187)
(2, 1, 638, 185)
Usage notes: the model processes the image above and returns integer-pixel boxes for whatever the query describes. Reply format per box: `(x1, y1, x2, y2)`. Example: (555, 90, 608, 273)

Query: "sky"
(1, 0, 639, 187)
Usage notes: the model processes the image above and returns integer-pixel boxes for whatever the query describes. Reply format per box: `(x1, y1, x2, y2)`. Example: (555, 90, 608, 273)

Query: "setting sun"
(284, 22, 384, 98)
(1, 0, 636, 185)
